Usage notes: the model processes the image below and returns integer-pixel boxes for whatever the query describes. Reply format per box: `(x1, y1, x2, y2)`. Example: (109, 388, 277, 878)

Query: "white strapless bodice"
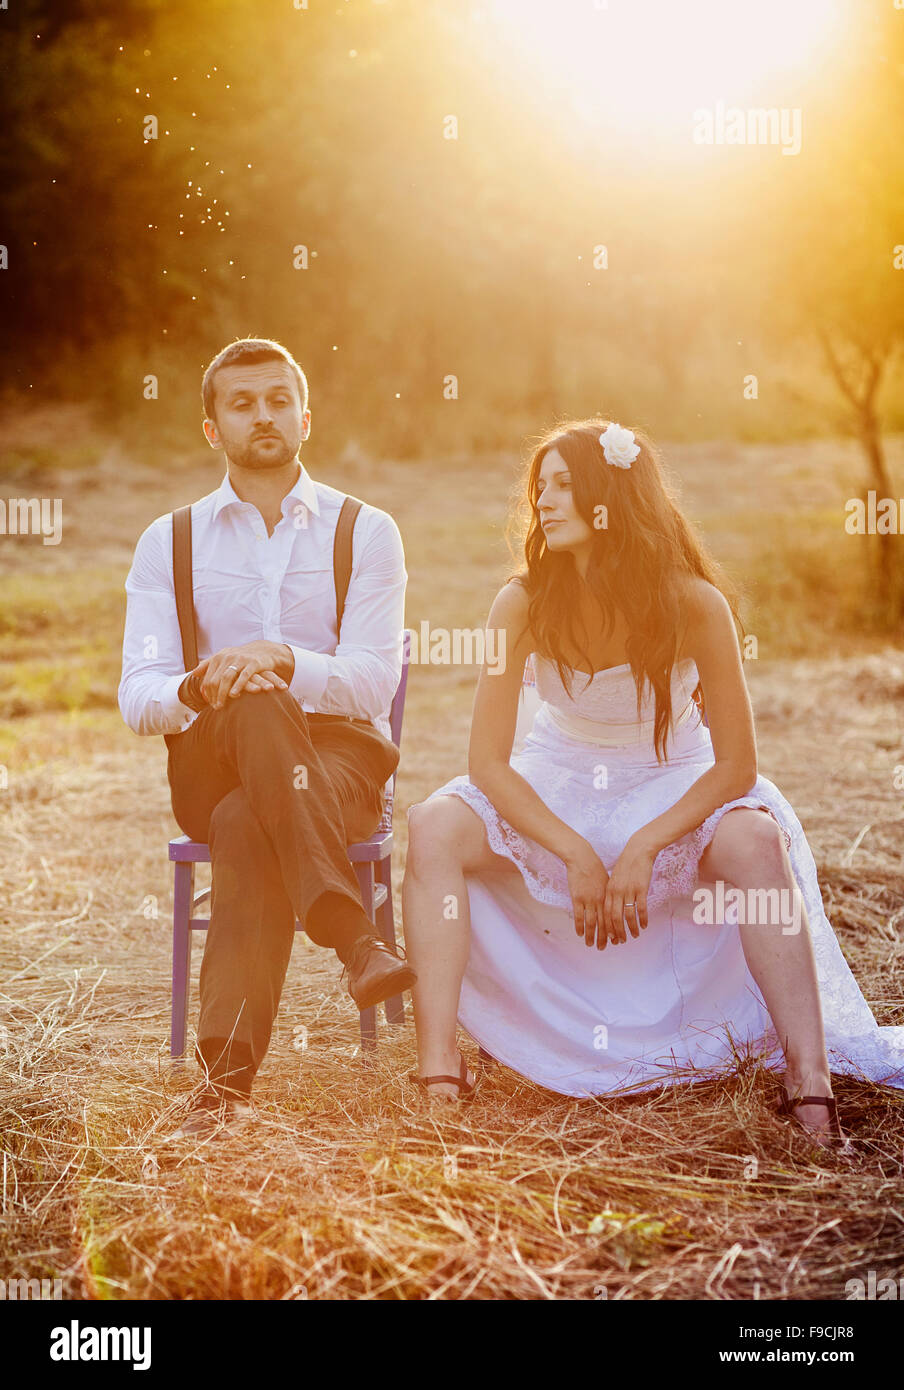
(533, 655, 700, 746)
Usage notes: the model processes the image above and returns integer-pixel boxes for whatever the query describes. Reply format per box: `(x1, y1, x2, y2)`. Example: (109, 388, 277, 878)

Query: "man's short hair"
(201, 338, 309, 420)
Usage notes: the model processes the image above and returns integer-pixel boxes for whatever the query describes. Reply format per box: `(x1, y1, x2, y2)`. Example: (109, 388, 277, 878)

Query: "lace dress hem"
(417, 777, 793, 914)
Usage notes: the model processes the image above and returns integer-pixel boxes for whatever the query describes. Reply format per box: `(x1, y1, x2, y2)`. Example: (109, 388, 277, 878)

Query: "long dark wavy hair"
(509, 418, 745, 763)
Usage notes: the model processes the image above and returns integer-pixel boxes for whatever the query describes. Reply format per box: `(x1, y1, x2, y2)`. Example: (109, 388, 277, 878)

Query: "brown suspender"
(332, 495, 363, 633)
(171, 505, 199, 673)
(170, 494, 362, 673)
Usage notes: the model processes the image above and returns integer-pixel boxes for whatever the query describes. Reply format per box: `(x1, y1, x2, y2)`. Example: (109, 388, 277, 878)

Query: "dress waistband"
(543, 698, 697, 747)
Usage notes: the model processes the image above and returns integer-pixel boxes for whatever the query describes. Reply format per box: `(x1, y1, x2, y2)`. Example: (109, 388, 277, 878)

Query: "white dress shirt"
(118, 462, 407, 741)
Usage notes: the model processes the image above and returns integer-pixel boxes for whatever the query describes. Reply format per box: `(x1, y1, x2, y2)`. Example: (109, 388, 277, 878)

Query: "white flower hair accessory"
(599, 422, 640, 469)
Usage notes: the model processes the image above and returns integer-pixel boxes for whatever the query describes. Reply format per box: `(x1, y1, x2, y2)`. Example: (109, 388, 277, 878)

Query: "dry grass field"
(1, 410, 903, 1300)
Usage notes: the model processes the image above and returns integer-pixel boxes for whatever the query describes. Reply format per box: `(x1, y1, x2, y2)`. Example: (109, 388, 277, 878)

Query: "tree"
(773, 5, 904, 623)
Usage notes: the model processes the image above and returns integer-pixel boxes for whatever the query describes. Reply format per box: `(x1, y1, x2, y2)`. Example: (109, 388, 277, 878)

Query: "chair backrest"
(368, 631, 410, 835)
(389, 629, 411, 755)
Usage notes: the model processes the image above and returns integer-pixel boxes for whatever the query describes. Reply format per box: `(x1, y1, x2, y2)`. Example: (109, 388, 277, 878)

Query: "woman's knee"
(406, 796, 483, 873)
(705, 807, 788, 880)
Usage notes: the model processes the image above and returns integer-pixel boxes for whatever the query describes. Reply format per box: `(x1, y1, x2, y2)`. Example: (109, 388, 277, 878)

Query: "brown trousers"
(165, 688, 399, 1067)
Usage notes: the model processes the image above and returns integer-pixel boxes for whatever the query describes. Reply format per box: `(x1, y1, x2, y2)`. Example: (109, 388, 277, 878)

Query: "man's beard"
(229, 432, 299, 471)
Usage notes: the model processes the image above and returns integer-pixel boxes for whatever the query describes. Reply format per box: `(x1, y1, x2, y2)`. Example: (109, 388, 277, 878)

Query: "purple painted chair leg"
(171, 861, 194, 1059)
(376, 856, 406, 1028)
(355, 861, 378, 1049)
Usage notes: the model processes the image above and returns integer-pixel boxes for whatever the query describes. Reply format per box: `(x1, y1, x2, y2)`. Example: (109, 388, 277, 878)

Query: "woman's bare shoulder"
(678, 577, 737, 662)
(488, 576, 531, 624)
(483, 579, 534, 671)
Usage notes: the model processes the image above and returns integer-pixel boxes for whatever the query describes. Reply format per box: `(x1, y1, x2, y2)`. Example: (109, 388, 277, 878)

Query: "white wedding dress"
(415, 656, 904, 1097)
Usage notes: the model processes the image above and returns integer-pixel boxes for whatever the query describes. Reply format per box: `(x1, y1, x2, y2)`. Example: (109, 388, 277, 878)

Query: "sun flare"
(483, 0, 848, 135)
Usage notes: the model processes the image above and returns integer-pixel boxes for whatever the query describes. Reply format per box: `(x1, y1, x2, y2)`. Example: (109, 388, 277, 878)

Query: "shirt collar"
(212, 460, 321, 522)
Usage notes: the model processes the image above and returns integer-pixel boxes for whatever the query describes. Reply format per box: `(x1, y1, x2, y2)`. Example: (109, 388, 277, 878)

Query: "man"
(118, 338, 415, 1138)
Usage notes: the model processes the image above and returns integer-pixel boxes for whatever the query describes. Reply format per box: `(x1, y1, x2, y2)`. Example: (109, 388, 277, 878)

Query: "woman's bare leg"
(402, 796, 504, 1098)
(699, 807, 836, 1144)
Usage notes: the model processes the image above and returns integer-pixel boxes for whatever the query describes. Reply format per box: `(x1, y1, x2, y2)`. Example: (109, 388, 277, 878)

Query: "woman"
(402, 419, 904, 1147)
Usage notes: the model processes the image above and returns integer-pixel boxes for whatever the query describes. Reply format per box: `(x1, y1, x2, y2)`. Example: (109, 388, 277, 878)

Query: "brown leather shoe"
(342, 933, 416, 1011)
(170, 1088, 253, 1142)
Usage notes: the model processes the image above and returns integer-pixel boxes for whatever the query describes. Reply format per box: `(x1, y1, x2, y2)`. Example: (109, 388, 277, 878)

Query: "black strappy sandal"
(412, 1051, 476, 1102)
(777, 1090, 853, 1155)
